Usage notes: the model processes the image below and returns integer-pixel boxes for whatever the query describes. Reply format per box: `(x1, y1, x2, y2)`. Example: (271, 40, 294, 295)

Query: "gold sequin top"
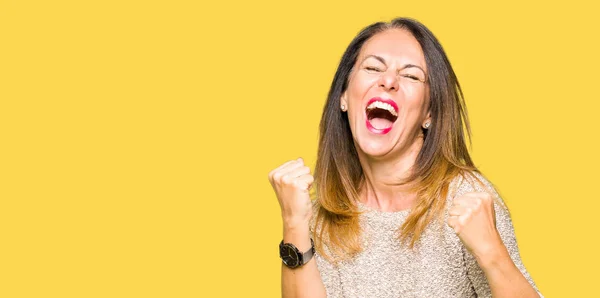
(312, 172, 543, 298)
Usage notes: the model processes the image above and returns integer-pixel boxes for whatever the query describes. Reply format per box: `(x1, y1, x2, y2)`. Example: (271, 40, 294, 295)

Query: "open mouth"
(365, 98, 398, 134)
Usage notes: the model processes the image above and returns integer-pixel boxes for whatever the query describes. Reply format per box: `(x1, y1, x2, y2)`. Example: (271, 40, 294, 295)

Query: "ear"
(422, 111, 432, 128)
(340, 92, 348, 108)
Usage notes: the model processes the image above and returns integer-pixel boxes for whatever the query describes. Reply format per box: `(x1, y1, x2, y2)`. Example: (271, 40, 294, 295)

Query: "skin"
(268, 158, 325, 298)
(269, 28, 539, 298)
(340, 28, 431, 211)
(448, 192, 540, 297)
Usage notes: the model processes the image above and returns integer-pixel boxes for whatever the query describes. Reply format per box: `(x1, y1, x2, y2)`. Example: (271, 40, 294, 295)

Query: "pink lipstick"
(365, 97, 398, 135)
(366, 119, 393, 134)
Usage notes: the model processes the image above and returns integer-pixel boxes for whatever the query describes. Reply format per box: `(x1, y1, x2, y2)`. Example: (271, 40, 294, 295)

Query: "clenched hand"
(268, 158, 314, 229)
(447, 192, 505, 261)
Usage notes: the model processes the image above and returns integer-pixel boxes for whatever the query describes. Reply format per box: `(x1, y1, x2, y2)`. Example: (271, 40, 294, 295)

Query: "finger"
(457, 213, 471, 226)
(448, 205, 472, 216)
(464, 191, 491, 197)
(269, 158, 304, 176)
(272, 160, 306, 182)
(284, 166, 311, 181)
(278, 158, 305, 174)
(452, 196, 481, 208)
(294, 174, 314, 191)
(463, 192, 493, 203)
(447, 216, 461, 233)
(272, 158, 298, 173)
(279, 166, 311, 186)
(269, 159, 298, 181)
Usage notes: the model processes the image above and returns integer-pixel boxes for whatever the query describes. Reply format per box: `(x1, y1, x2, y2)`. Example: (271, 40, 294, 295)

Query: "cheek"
(347, 73, 378, 102)
(401, 82, 425, 101)
(400, 83, 428, 116)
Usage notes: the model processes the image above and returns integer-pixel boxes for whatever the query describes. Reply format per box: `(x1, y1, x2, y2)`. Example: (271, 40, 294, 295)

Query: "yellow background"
(1, 0, 598, 297)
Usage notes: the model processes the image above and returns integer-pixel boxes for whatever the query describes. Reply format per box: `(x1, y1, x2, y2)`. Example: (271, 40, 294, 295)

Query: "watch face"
(281, 245, 299, 267)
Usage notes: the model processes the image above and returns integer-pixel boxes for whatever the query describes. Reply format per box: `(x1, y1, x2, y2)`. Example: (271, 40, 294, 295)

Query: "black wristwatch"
(279, 238, 315, 269)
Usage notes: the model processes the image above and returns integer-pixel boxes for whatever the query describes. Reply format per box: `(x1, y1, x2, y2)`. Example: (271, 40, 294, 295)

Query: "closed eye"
(402, 74, 420, 81)
(365, 66, 383, 72)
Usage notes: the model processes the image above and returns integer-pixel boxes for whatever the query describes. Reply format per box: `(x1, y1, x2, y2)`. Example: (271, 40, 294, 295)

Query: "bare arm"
(269, 158, 327, 298)
(475, 247, 540, 298)
(281, 224, 327, 298)
(451, 173, 542, 297)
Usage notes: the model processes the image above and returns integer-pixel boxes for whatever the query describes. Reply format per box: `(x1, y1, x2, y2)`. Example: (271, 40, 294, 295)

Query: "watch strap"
(279, 238, 315, 268)
(299, 238, 315, 265)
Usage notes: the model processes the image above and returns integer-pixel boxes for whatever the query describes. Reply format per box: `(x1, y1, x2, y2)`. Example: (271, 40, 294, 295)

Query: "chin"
(354, 133, 398, 159)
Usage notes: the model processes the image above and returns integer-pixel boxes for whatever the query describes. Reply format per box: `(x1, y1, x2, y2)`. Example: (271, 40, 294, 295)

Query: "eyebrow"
(362, 54, 426, 74)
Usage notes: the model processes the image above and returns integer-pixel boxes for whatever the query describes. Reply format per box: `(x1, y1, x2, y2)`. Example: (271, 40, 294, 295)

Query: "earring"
(341, 104, 346, 111)
(424, 122, 431, 129)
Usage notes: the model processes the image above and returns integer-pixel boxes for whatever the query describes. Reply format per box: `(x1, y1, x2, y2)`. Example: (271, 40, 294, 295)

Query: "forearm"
(476, 246, 539, 298)
(281, 224, 327, 298)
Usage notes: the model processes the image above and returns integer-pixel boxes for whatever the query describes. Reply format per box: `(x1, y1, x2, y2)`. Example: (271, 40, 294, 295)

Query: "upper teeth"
(366, 101, 397, 116)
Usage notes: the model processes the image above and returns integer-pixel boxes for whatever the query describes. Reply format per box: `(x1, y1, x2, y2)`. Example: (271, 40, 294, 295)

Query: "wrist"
(279, 238, 315, 269)
(282, 216, 310, 231)
(474, 243, 511, 270)
(283, 224, 311, 252)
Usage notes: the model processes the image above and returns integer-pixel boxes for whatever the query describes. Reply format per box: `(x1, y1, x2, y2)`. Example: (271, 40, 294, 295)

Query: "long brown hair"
(313, 17, 478, 261)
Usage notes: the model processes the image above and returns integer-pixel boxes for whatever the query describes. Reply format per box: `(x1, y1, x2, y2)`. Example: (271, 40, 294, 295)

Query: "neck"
(356, 136, 424, 212)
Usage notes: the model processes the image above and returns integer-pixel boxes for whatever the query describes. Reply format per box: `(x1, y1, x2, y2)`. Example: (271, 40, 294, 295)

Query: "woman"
(268, 17, 542, 298)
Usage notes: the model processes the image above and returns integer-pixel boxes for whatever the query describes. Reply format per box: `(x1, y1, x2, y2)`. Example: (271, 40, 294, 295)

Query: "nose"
(377, 69, 399, 92)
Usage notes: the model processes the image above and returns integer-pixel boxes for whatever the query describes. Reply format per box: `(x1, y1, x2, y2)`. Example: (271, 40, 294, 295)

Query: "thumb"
(296, 174, 314, 192)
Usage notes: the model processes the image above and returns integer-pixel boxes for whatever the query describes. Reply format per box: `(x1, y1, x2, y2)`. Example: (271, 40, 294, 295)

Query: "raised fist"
(268, 158, 314, 229)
